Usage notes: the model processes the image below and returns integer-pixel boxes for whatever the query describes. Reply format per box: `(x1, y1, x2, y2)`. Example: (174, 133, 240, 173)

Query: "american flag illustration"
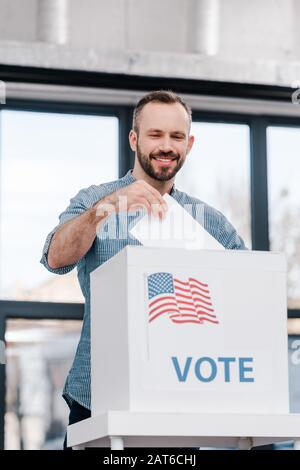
(147, 272, 219, 325)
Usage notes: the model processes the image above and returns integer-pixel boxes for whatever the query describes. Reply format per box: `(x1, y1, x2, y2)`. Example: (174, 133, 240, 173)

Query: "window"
(267, 126, 300, 309)
(0, 110, 119, 303)
(288, 318, 300, 413)
(5, 318, 81, 450)
(176, 121, 251, 248)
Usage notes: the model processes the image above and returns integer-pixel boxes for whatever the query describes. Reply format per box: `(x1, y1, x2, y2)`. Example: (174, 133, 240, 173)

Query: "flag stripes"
(147, 272, 219, 325)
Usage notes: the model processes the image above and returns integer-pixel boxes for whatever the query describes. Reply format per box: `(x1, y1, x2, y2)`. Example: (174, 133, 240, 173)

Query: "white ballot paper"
(130, 193, 224, 250)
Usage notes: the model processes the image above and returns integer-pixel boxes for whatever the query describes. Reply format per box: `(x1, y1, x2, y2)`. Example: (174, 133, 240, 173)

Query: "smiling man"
(40, 90, 246, 449)
(131, 95, 191, 188)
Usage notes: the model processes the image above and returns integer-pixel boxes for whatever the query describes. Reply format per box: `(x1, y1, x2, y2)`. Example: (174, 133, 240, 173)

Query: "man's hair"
(132, 90, 192, 134)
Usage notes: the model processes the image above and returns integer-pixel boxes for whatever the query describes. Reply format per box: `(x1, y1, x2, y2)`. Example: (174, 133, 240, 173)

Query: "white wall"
(0, 0, 299, 86)
(219, 0, 295, 61)
(0, 0, 36, 41)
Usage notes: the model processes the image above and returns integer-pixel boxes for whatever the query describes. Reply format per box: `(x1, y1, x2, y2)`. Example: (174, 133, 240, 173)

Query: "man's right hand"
(95, 179, 168, 219)
(47, 180, 169, 270)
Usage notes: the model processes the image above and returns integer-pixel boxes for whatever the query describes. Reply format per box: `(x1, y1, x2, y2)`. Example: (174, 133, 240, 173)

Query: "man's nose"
(158, 137, 173, 153)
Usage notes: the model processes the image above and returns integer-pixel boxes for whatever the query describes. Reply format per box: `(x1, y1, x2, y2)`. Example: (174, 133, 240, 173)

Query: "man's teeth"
(155, 157, 173, 161)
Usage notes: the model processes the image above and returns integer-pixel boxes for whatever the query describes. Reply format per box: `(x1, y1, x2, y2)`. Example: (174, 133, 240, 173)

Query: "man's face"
(130, 102, 194, 181)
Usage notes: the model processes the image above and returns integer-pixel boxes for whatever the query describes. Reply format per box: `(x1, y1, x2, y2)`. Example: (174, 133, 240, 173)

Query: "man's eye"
(149, 134, 160, 138)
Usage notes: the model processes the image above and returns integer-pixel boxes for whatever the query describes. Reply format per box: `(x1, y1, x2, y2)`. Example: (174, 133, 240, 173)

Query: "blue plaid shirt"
(40, 169, 246, 409)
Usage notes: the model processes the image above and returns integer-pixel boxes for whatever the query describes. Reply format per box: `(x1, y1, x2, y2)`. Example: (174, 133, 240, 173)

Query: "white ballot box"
(68, 247, 300, 449)
(90, 247, 289, 417)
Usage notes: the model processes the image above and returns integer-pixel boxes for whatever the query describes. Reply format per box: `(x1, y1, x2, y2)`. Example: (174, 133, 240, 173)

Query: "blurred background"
(0, 0, 299, 450)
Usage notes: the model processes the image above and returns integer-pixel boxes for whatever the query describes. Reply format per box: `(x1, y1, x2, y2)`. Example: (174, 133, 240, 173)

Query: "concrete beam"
(188, 0, 220, 56)
(0, 40, 300, 87)
(36, 0, 69, 44)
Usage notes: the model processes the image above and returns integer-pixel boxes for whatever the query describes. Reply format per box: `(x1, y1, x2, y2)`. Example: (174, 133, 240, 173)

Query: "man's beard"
(136, 143, 185, 181)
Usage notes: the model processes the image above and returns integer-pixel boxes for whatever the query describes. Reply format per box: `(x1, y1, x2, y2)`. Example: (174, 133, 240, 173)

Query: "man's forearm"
(47, 201, 108, 269)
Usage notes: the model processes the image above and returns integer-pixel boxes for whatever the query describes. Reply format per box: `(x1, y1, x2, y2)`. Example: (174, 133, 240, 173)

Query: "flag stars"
(148, 272, 174, 299)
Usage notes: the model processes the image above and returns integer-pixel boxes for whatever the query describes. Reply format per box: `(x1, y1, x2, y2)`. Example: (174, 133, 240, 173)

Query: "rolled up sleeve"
(40, 187, 92, 275)
(219, 214, 247, 250)
(40, 226, 78, 275)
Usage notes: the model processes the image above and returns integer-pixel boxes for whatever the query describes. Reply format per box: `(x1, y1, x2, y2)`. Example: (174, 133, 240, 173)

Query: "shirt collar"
(123, 169, 177, 197)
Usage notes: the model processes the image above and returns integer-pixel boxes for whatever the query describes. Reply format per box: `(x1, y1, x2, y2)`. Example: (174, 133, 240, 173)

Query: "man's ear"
(187, 134, 195, 154)
(129, 130, 137, 151)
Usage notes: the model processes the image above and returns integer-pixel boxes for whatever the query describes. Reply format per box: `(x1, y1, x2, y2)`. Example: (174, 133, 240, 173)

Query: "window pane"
(176, 122, 251, 248)
(0, 110, 119, 302)
(5, 318, 81, 450)
(267, 126, 300, 309)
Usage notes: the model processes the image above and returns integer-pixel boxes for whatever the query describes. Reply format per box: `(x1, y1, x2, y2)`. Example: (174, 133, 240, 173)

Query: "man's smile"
(150, 154, 179, 167)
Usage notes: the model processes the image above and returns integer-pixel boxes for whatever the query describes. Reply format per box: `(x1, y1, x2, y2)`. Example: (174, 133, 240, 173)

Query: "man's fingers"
(129, 197, 164, 219)
(119, 180, 169, 217)
(137, 180, 168, 212)
(130, 198, 152, 215)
